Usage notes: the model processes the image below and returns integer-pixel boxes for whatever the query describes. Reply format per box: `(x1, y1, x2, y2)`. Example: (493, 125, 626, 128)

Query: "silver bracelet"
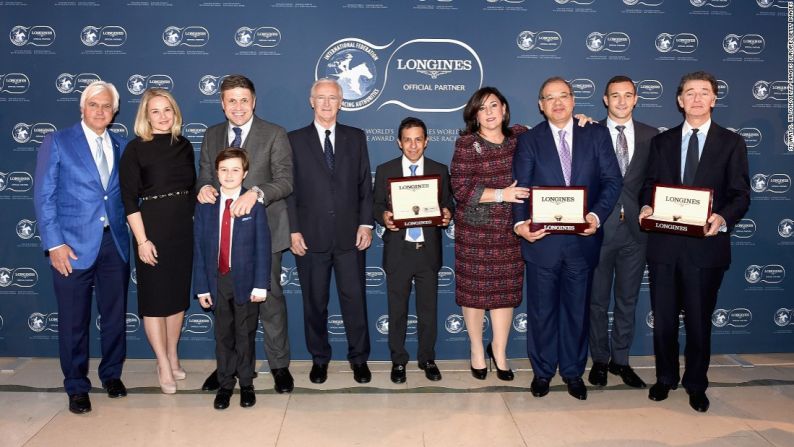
(494, 188, 504, 203)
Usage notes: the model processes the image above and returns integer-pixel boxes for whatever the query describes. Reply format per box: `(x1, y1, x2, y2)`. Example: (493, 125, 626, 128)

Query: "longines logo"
(10, 25, 56, 46)
(56, 73, 101, 94)
(586, 32, 630, 53)
(516, 31, 562, 52)
(365, 266, 386, 287)
(731, 218, 756, 239)
(80, 26, 127, 47)
(12, 123, 56, 144)
(753, 80, 787, 101)
(691, 0, 730, 7)
(444, 219, 455, 240)
(0, 73, 31, 94)
(745, 264, 785, 284)
(445, 314, 464, 333)
(716, 80, 729, 99)
(235, 26, 281, 48)
(16, 219, 39, 240)
(655, 33, 698, 53)
(727, 128, 762, 148)
(29, 312, 58, 333)
(327, 314, 346, 335)
(757, 0, 784, 6)
(513, 313, 527, 333)
(0, 267, 39, 287)
(163, 26, 209, 47)
(183, 314, 213, 334)
(723, 34, 764, 55)
(199, 75, 226, 96)
(437, 266, 455, 287)
(712, 308, 751, 328)
(623, 0, 663, 5)
(635, 80, 663, 100)
(0, 171, 34, 192)
(127, 74, 174, 95)
(555, 0, 594, 4)
(568, 79, 596, 99)
(395, 58, 472, 79)
(779, 219, 794, 238)
(108, 123, 128, 139)
(182, 123, 207, 146)
(774, 308, 792, 327)
(751, 173, 791, 193)
(96, 313, 141, 333)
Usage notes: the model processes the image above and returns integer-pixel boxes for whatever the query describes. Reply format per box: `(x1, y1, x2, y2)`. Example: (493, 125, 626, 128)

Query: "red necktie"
(218, 198, 232, 275)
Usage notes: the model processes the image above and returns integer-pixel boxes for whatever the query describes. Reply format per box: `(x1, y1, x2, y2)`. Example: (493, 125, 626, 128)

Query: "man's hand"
(230, 190, 258, 217)
(197, 185, 218, 204)
(138, 240, 158, 266)
(705, 213, 726, 237)
(290, 232, 308, 256)
(50, 245, 78, 276)
(638, 205, 653, 224)
(514, 221, 548, 243)
(440, 208, 452, 226)
(250, 294, 266, 303)
(198, 294, 213, 309)
(356, 226, 372, 250)
(383, 211, 399, 231)
(574, 113, 595, 127)
(579, 213, 598, 236)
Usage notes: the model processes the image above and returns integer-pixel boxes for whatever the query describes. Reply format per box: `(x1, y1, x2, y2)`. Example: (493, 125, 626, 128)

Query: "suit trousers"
(385, 242, 438, 365)
(589, 222, 646, 365)
(296, 247, 370, 365)
(648, 249, 725, 393)
(214, 272, 259, 389)
(525, 239, 593, 380)
(258, 250, 290, 369)
(52, 229, 129, 395)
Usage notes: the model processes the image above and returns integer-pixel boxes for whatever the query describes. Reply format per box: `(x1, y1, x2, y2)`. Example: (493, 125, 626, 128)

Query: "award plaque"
(387, 174, 443, 228)
(640, 184, 713, 237)
(529, 186, 589, 234)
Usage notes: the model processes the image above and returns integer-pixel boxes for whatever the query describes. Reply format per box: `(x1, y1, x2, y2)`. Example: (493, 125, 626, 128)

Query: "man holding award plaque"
(639, 71, 750, 412)
(513, 77, 622, 401)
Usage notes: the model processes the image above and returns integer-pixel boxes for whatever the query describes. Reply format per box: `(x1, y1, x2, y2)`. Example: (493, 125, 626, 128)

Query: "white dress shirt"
(226, 117, 253, 147)
(402, 156, 425, 243)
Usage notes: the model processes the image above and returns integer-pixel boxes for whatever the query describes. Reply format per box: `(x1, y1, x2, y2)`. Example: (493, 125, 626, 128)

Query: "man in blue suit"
(34, 81, 130, 414)
(513, 77, 622, 401)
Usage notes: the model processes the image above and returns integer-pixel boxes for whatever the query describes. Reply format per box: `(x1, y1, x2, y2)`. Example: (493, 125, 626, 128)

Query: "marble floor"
(1, 354, 793, 447)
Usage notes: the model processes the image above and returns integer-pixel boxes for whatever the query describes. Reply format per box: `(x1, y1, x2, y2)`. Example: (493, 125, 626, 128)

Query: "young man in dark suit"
(639, 71, 750, 412)
(588, 76, 659, 389)
(194, 148, 272, 410)
(287, 79, 374, 384)
(373, 117, 454, 383)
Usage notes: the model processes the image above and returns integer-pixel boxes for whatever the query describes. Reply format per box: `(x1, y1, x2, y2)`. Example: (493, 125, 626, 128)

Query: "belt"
(404, 241, 425, 250)
(141, 190, 190, 201)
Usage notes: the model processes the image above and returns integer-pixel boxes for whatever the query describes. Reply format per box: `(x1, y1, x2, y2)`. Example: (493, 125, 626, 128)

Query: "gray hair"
(80, 81, 120, 113)
(310, 78, 343, 98)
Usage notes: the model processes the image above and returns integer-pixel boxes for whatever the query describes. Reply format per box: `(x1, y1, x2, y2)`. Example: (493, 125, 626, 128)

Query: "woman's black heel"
(486, 343, 514, 381)
(470, 364, 487, 380)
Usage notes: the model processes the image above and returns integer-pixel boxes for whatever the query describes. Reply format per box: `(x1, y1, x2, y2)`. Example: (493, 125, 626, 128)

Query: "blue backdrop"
(1, 0, 792, 361)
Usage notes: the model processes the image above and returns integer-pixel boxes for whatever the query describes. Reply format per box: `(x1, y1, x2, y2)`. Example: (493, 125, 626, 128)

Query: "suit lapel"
(107, 133, 123, 188)
(71, 124, 104, 188)
(669, 126, 684, 185)
(570, 124, 585, 185)
(208, 201, 221, 266)
(333, 125, 347, 176)
(304, 124, 332, 176)
(696, 124, 721, 184)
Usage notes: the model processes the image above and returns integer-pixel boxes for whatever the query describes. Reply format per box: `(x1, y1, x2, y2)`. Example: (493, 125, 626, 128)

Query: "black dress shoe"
(68, 393, 92, 414)
(271, 367, 294, 393)
(202, 369, 220, 391)
(608, 361, 647, 388)
(240, 385, 256, 408)
(309, 363, 328, 384)
(391, 363, 407, 384)
(588, 362, 608, 387)
(418, 361, 442, 381)
(563, 377, 588, 400)
(470, 364, 487, 380)
(688, 390, 710, 413)
(648, 382, 677, 402)
(530, 376, 550, 397)
(102, 378, 127, 398)
(213, 388, 232, 410)
(351, 362, 372, 384)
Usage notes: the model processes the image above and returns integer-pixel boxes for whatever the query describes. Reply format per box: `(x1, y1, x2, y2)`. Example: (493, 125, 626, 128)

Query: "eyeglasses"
(541, 93, 572, 103)
(313, 95, 340, 103)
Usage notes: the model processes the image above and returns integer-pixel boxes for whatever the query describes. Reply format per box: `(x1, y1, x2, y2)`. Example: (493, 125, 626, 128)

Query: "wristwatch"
(249, 185, 265, 203)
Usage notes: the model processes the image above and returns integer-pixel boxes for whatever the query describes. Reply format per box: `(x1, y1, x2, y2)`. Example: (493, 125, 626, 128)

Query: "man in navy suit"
(639, 71, 750, 412)
(34, 81, 130, 414)
(287, 79, 373, 384)
(513, 77, 622, 400)
(193, 148, 272, 410)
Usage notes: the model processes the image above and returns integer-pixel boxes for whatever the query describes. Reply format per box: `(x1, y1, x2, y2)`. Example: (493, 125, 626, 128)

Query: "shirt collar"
(228, 117, 253, 135)
(549, 118, 574, 137)
(81, 120, 107, 141)
(401, 155, 424, 173)
(219, 187, 242, 203)
(682, 119, 711, 139)
(313, 120, 336, 136)
(606, 117, 634, 133)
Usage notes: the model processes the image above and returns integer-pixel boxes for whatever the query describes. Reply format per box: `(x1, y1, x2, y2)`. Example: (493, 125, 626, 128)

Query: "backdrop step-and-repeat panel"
(1, 0, 792, 360)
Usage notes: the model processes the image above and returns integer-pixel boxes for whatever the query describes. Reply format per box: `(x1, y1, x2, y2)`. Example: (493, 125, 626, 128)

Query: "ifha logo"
(445, 314, 465, 334)
(555, 0, 595, 4)
(586, 32, 630, 53)
(130, 268, 137, 285)
(199, 75, 225, 96)
(0, 171, 34, 192)
(757, 0, 785, 7)
(28, 312, 58, 333)
(182, 314, 213, 334)
(0, 314, 3, 331)
(0, 268, 11, 287)
(0, 73, 31, 94)
(437, 266, 455, 287)
(778, 219, 794, 238)
(10, 25, 56, 47)
(375, 222, 386, 239)
(235, 26, 281, 48)
(623, 0, 664, 5)
(163, 26, 209, 47)
(753, 81, 770, 100)
(751, 173, 791, 193)
(127, 74, 174, 95)
(108, 123, 128, 140)
(16, 219, 39, 240)
(646, 310, 685, 329)
(317, 38, 387, 111)
(730, 218, 755, 239)
(365, 266, 386, 287)
(96, 313, 141, 333)
(376, 315, 389, 335)
(716, 80, 729, 99)
(568, 79, 596, 99)
(774, 308, 792, 327)
(723, 34, 765, 55)
(691, 0, 730, 6)
(281, 267, 300, 287)
(280, 266, 290, 287)
(80, 26, 127, 47)
(327, 315, 346, 335)
(655, 33, 699, 54)
(513, 313, 527, 333)
(635, 80, 663, 101)
(12, 123, 56, 144)
(516, 31, 562, 52)
(444, 219, 455, 240)
(182, 123, 207, 147)
(745, 264, 785, 284)
(56, 73, 101, 94)
(711, 308, 751, 328)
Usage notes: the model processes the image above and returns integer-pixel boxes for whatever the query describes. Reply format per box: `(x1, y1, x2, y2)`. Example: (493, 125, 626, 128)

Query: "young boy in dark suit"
(193, 148, 271, 409)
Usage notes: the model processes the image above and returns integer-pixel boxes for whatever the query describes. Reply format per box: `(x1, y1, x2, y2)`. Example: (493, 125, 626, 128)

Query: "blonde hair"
(133, 88, 183, 143)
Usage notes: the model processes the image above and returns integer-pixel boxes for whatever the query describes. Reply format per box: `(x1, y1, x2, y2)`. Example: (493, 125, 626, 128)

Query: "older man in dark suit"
(287, 78, 373, 384)
(588, 76, 659, 389)
(640, 71, 750, 412)
(197, 74, 294, 394)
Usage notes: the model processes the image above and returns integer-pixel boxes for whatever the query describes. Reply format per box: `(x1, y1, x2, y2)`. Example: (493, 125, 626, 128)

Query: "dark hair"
(603, 75, 636, 96)
(460, 86, 512, 137)
(220, 74, 256, 97)
(538, 76, 572, 100)
(676, 71, 718, 97)
(215, 147, 249, 172)
(397, 116, 427, 140)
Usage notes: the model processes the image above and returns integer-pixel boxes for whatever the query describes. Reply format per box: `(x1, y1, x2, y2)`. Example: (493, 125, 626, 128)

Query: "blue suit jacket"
(192, 188, 272, 306)
(34, 121, 130, 269)
(512, 121, 622, 268)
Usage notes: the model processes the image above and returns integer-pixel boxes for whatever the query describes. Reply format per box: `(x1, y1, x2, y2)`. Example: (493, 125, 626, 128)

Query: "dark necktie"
(231, 127, 242, 148)
(218, 198, 232, 275)
(615, 125, 629, 177)
(683, 128, 699, 185)
(324, 129, 334, 171)
(407, 164, 422, 241)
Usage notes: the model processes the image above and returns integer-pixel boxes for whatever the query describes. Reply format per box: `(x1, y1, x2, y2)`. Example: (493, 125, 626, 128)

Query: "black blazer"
(372, 157, 454, 272)
(640, 121, 750, 268)
(287, 123, 373, 252)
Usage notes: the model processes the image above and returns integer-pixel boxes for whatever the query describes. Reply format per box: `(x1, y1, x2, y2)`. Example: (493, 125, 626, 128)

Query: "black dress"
(120, 133, 196, 317)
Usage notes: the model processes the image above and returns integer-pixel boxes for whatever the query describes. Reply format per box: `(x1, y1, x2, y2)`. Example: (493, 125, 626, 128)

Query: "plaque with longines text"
(388, 175, 442, 228)
(640, 184, 713, 237)
(530, 186, 589, 234)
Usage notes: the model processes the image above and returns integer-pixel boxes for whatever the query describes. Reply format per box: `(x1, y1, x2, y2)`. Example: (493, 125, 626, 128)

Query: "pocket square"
(241, 216, 252, 222)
